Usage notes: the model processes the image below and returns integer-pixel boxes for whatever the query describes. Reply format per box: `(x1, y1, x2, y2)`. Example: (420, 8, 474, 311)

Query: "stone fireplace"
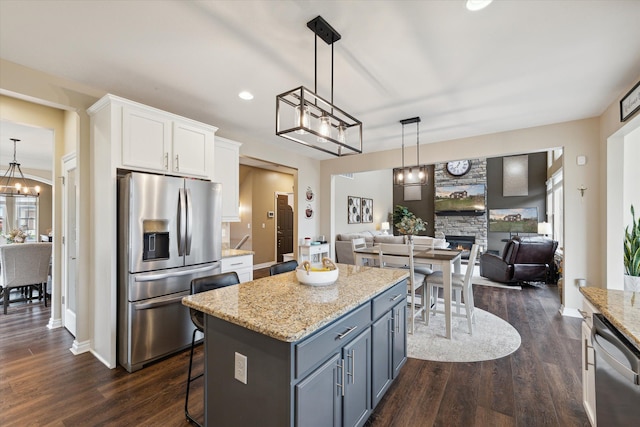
(445, 235, 476, 259)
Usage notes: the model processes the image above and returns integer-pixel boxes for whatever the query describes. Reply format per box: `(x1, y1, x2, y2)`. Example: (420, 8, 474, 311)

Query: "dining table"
(354, 245, 463, 339)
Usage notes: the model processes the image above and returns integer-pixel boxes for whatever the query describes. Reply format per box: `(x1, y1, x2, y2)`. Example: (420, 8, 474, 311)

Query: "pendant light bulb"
(15, 182, 22, 191)
(407, 167, 413, 179)
(337, 122, 347, 143)
(318, 114, 331, 142)
(419, 169, 425, 179)
(35, 185, 41, 194)
(294, 104, 310, 134)
(398, 171, 404, 181)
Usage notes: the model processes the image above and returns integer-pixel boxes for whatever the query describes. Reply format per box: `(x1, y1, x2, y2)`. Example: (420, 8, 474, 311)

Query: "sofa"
(479, 236, 558, 284)
(334, 231, 448, 264)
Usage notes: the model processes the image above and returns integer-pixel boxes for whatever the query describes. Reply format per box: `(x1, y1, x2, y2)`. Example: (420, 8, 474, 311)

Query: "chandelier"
(276, 16, 362, 157)
(394, 117, 427, 186)
(1, 138, 40, 197)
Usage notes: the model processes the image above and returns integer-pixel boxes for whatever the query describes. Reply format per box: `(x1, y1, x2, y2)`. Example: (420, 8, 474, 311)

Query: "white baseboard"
(89, 349, 116, 369)
(69, 339, 91, 355)
(559, 305, 583, 318)
(47, 317, 63, 329)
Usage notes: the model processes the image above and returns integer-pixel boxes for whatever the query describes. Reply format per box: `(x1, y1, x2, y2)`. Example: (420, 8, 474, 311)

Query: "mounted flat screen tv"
(489, 207, 538, 233)
(435, 184, 486, 215)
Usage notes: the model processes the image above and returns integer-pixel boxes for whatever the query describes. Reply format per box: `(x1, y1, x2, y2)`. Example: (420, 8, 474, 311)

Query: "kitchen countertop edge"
(183, 264, 409, 343)
(580, 286, 640, 349)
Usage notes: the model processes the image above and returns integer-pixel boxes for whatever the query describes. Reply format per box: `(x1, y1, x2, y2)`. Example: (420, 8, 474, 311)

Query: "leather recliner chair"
(479, 236, 558, 284)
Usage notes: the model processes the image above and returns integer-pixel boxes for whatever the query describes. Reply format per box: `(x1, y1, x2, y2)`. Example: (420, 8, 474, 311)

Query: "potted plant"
(624, 205, 640, 291)
(392, 205, 426, 242)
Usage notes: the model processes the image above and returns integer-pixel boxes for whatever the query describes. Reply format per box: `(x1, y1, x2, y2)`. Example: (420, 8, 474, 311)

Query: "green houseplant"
(392, 205, 426, 238)
(624, 205, 640, 291)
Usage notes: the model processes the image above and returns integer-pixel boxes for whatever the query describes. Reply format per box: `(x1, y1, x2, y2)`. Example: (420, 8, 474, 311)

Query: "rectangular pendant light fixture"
(276, 16, 363, 157)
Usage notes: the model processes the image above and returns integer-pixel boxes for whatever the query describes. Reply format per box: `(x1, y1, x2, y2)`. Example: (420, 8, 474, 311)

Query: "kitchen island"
(183, 263, 409, 427)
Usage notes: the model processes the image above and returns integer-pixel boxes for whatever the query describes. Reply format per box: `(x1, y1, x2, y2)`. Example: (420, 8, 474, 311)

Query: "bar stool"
(269, 260, 298, 276)
(185, 271, 240, 426)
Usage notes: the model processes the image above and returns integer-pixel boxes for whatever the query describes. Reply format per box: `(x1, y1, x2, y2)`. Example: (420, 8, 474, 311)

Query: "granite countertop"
(222, 249, 254, 258)
(183, 263, 408, 342)
(580, 287, 640, 349)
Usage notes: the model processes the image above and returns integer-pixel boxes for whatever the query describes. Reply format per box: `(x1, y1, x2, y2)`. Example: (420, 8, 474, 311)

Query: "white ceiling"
(1, 0, 640, 164)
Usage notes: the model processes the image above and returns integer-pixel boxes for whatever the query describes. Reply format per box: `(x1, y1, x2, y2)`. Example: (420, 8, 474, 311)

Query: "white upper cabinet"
(172, 121, 214, 177)
(214, 137, 241, 222)
(122, 105, 172, 172)
(92, 95, 216, 179)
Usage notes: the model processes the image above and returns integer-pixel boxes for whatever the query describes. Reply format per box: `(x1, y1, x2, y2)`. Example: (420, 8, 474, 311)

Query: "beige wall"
(1, 59, 102, 359)
(233, 165, 295, 265)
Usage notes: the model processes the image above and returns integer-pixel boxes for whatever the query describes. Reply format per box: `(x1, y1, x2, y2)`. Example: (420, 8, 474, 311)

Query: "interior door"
(276, 193, 293, 262)
(62, 155, 77, 336)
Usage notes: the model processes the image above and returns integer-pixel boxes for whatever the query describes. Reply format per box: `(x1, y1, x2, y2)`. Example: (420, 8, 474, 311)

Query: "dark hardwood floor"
(0, 270, 589, 426)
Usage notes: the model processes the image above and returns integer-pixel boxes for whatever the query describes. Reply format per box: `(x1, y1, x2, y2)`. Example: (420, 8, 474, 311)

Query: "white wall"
(333, 170, 393, 236)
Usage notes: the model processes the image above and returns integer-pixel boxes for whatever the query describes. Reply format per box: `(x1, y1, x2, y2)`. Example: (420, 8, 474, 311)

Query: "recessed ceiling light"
(238, 91, 254, 100)
(466, 0, 493, 11)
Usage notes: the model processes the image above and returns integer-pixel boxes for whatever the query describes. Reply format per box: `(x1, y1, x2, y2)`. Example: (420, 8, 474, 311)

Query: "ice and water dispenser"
(142, 220, 170, 261)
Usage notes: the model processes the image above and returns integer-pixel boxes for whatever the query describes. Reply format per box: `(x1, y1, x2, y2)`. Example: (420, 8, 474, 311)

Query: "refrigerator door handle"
(178, 188, 187, 256)
(133, 263, 221, 282)
(186, 187, 193, 256)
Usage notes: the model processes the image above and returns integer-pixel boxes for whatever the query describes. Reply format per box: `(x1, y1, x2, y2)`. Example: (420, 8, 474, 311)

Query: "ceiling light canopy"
(276, 16, 363, 157)
(1, 138, 40, 197)
(394, 117, 427, 186)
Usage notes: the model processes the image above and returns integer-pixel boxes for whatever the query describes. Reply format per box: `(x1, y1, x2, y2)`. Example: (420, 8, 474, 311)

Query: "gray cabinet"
(342, 329, 371, 427)
(371, 300, 406, 408)
(297, 328, 371, 427)
(296, 352, 341, 427)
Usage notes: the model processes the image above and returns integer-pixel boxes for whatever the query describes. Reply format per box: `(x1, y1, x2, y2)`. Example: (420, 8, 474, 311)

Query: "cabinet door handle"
(336, 359, 345, 397)
(584, 338, 594, 370)
(346, 350, 355, 384)
(337, 326, 358, 340)
(164, 152, 169, 170)
(175, 154, 180, 171)
(391, 294, 403, 301)
(395, 308, 401, 334)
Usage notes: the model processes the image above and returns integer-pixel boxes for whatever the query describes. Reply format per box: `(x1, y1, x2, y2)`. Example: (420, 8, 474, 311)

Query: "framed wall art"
(361, 198, 373, 223)
(348, 196, 361, 224)
(621, 80, 640, 122)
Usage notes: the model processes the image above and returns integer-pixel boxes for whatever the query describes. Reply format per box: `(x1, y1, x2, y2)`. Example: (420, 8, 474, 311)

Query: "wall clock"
(446, 160, 471, 176)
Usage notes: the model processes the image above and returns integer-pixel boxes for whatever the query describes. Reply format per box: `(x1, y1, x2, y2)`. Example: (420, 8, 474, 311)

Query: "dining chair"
(378, 242, 426, 334)
(269, 260, 298, 276)
(425, 244, 480, 335)
(351, 237, 368, 265)
(185, 271, 240, 427)
(0, 242, 52, 314)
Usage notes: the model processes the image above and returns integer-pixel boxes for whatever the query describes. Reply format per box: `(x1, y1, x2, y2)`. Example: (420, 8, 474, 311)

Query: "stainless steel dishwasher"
(592, 313, 640, 426)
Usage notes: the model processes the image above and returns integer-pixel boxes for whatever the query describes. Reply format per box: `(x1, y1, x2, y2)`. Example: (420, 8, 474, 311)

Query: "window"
(546, 168, 563, 250)
(0, 195, 39, 241)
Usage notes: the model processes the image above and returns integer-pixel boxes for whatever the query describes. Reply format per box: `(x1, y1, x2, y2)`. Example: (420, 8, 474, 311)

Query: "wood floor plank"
(0, 275, 589, 427)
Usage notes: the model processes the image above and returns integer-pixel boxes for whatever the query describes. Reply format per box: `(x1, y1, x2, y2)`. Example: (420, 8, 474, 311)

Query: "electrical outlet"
(235, 352, 247, 384)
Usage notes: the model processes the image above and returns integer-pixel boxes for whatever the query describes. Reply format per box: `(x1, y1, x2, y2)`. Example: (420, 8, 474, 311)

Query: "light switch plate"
(234, 352, 247, 384)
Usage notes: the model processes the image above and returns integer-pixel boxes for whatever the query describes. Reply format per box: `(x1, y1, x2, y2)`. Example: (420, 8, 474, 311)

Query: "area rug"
(407, 305, 521, 363)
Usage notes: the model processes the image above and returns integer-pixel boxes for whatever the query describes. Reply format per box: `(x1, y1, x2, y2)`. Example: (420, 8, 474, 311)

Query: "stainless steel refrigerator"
(118, 171, 222, 372)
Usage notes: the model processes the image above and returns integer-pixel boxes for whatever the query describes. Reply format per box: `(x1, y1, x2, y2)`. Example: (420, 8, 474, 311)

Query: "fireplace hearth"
(445, 235, 476, 259)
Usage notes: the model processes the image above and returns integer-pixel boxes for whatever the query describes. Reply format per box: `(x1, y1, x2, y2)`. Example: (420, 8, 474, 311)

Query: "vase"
(624, 275, 640, 292)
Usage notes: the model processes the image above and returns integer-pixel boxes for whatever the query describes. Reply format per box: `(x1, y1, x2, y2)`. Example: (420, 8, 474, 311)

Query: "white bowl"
(296, 265, 339, 287)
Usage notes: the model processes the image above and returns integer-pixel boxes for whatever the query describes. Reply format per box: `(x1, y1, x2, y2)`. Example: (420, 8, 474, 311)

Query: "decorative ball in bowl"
(296, 259, 339, 287)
